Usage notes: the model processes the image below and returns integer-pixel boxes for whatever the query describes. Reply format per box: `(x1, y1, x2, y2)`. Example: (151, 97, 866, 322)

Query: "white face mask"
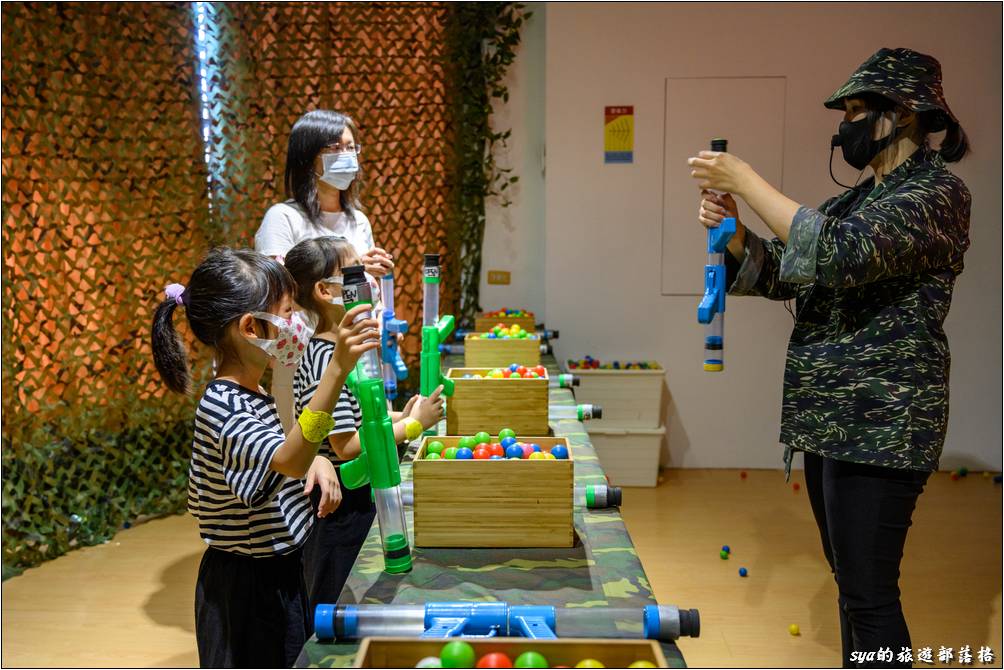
(247, 311, 315, 367)
(318, 152, 359, 191)
(321, 275, 344, 306)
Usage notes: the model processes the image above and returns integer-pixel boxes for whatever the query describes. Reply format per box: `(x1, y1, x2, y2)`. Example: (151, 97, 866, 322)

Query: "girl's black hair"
(151, 247, 296, 394)
(284, 109, 364, 225)
(283, 236, 358, 316)
(859, 92, 969, 163)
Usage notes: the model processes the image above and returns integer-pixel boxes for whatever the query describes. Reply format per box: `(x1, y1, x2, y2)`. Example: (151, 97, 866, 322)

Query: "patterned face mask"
(247, 311, 314, 367)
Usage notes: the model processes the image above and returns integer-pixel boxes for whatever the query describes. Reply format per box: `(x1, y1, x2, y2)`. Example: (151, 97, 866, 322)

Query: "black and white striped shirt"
(188, 380, 313, 556)
(292, 337, 363, 465)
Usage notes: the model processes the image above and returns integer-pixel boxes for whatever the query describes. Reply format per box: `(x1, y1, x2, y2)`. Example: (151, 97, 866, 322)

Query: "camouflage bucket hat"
(824, 47, 958, 132)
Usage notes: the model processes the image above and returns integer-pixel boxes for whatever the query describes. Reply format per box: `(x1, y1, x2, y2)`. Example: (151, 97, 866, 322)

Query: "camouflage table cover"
(296, 355, 686, 668)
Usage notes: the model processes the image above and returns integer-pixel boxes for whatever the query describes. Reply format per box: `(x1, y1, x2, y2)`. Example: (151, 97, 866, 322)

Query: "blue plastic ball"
(509, 363, 519, 372)
(490, 455, 504, 460)
(500, 436, 518, 449)
(456, 448, 474, 460)
(549, 445, 569, 460)
(505, 445, 524, 459)
(739, 567, 748, 577)
(487, 332, 497, 339)
(530, 444, 542, 452)
(722, 545, 731, 553)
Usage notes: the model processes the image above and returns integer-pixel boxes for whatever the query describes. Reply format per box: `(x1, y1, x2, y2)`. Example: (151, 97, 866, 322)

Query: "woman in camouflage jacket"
(689, 48, 970, 667)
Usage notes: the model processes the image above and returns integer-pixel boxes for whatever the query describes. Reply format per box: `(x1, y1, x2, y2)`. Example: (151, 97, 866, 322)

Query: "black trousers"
(302, 476, 376, 621)
(195, 546, 309, 668)
(803, 451, 930, 668)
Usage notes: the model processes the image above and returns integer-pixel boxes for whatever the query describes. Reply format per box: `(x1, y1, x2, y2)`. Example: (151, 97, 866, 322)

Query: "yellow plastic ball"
(543, 452, 557, 460)
(788, 624, 800, 636)
(575, 661, 605, 669)
(528, 451, 548, 460)
(628, 662, 657, 669)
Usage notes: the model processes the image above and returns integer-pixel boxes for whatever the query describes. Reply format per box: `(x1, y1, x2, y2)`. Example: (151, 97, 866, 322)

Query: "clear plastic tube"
(337, 605, 426, 638)
(423, 280, 439, 327)
(373, 486, 410, 573)
(550, 404, 601, 421)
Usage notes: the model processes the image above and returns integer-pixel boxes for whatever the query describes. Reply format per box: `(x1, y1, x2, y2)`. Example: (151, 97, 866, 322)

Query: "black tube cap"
(710, 138, 728, 152)
(342, 264, 367, 285)
(550, 329, 560, 339)
(592, 404, 602, 419)
(570, 375, 580, 387)
(608, 486, 622, 507)
(679, 608, 701, 638)
(424, 253, 440, 267)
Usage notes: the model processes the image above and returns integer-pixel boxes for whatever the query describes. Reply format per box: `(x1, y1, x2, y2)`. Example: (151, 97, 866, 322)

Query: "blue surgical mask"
(319, 152, 359, 191)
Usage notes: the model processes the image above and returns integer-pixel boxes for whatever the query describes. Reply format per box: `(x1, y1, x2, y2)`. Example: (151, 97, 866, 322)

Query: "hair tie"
(165, 283, 186, 306)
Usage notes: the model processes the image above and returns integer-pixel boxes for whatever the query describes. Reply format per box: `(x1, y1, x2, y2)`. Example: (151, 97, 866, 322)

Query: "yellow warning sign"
(604, 105, 634, 164)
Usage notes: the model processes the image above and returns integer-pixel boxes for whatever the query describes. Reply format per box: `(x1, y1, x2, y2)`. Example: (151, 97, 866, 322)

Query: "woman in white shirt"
(257, 109, 394, 430)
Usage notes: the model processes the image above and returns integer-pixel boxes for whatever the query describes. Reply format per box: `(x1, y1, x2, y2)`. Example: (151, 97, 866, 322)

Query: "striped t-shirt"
(188, 380, 313, 556)
(292, 337, 363, 465)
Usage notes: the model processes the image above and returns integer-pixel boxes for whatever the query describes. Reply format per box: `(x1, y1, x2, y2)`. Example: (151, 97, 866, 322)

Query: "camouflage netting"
(2, 1, 462, 575)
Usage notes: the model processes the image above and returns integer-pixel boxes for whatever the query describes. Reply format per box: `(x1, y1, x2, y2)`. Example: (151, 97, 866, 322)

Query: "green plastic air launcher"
(420, 253, 455, 436)
(338, 264, 412, 574)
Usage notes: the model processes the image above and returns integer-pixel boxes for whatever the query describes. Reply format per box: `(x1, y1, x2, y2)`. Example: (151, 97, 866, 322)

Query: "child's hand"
(400, 394, 420, 418)
(333, 304, 380, 374)
(360, 247, 394, 278)
(305, 455, 342, 518)
(410, 385, 445, 430)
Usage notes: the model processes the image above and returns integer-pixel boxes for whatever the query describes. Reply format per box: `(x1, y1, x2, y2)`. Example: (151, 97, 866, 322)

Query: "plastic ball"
(995, 475, 1003, 484)
(525, 371, 538, 378)
(474, 431, 491, 445)
(476, 652, 513, 669)
(427, 441, 445, 455)
(509, 364, 519, 372)
(499, 428, 516, 440)
(510, 372, 522, 378)
(740, 471, 748, 479)
(443, 447, 459, 460)
(627, 662, 657, 669)
(490, 455, 504, 460)
(513, 651, 548, 669)
(441, 640, 476, 668)
(719, 550, 729, 560)
(950, 472, 960, 481)
(575, 661, 605, 669)
(518, 332, 528, 339)
(502, 370, 512, 378)
(534, 366, 546, 376)
(722, 545, 730, 553)
(425, 453, 442, 460)
(487, 332, 497, 339)
(521, 444, 535, 459)
(788, 623, 800, 636)
(416, 656, 443, 668)
(472, 374, 483, 379)
(793, 482, 800, 492)
(516, 366, 527, 376)
(456, 447, 474, 460)
(505, 445, 525, 459)
(550, 445, 569, 460)
(487, 443, 505, 458)
(458, 436, 477, 450)
(500, 436, 518, 449)
(543, 452, 556, 460)
(529, 451, 548, 460)
(959, 467, 969, 476)
(530, 444, 543, 452)
(739, 567, 748, 577)
(473, 447, 491, 460)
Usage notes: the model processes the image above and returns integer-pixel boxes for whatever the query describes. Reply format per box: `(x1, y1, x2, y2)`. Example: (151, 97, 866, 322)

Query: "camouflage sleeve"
(726, 226, 800, 301)
(779, 176, 971, 287)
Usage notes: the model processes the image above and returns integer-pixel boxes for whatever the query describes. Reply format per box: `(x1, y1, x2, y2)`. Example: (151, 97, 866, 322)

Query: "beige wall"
(484, 2, 1002, 470)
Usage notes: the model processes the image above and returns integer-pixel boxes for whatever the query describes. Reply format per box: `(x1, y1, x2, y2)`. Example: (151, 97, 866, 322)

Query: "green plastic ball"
(458, 436, 477, 450)
(513, 651, 548, 669)
(443, 447, 459, 460)
(498, 428, 516, 441)
(719, 550, 729, 560)
(474, 431, 491, 445)
(427, 441, 445, 455)
(441, 640, 476, 668)
(425, 453, 441, 460)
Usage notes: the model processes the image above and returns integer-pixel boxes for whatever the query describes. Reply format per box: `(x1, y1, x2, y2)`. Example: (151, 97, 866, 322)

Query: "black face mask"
(831, 114, 901, 171)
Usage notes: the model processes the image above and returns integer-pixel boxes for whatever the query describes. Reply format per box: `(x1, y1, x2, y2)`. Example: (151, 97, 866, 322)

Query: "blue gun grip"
(511, 615, 557, 640)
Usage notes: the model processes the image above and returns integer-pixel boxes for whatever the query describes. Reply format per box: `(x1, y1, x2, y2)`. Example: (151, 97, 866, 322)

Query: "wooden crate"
(413, 435, 573, 547)
(572, 366, 665, 429)
(445, 368, 549, 436)
(464, 332, 541, 368)
(353, 636, 669, 668)
(590, 425, 666, 487)
(475, 313, 537, 333)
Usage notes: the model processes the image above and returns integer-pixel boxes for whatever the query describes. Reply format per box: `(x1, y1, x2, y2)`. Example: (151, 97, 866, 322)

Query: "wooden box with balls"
(446, 366, 550, 436)
(412, 431, 574, 548)
(353, 636, 668, 668)
(474, 308, 537, 334)
(464, 327, 542, 368)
